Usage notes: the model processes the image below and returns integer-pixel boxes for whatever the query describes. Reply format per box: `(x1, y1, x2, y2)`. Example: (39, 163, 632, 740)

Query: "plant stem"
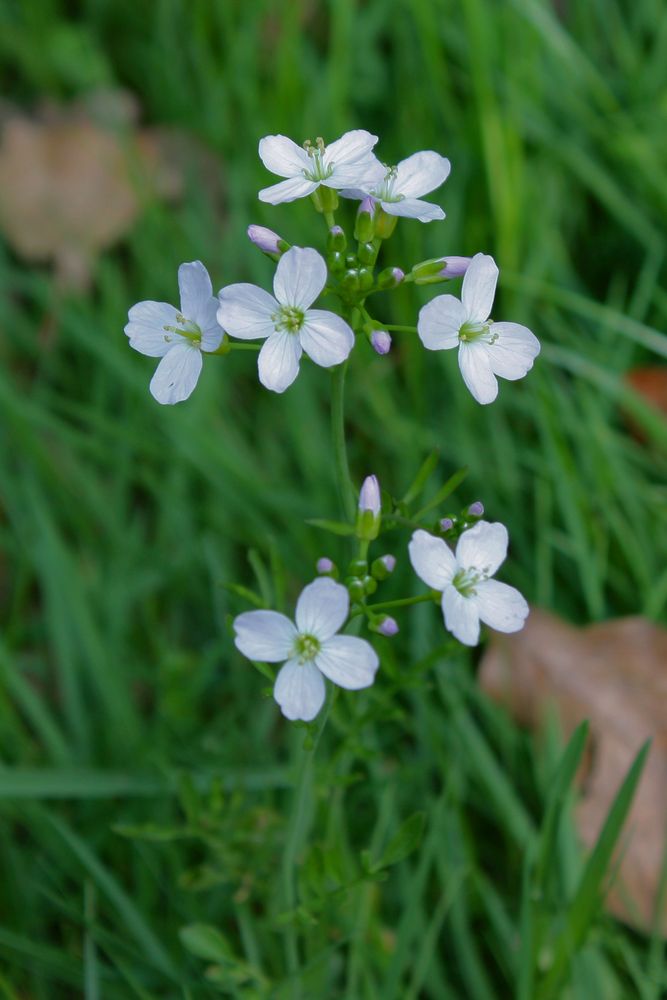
(382, 324, 418, 333)
(331, 362, 356, 521)
(324, 210, 336, 229)
(359, 592, 438, 614)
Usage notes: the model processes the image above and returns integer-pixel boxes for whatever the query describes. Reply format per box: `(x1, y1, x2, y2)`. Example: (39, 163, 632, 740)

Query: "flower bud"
(371, 553, 396, 580)
(439, 517, 454, 532)
(411, 255, 472, 285)
(370, 330, 392, 355)
(377, 616, 399, 637)
(440, 256, 471, 278)
(467, 501, 484, 518)
(327, 225, 347, 253)
(357, 241, 377, 265)
(357, 267, 374, 291)
(316, 557, 334, 574)
(376, 266, 404, 290)
(354, 196, 376, 242)
(247, 225, 289, 257)
(356, 474, 381, 541)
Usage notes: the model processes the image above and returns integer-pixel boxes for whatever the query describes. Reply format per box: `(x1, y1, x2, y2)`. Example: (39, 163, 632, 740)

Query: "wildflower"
(408, 521, 529, 646)
(417, 252, 540, 404)
(370, 330, 392, 355)
(258, 131, 384, 205)
(342, 150, 450, 222)
(125, 261, 223, 404)
(233, 578, 379, 721)
(217, 247, 354, 393)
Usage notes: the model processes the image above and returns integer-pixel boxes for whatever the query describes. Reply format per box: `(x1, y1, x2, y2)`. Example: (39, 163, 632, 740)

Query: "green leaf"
(402, 449, 440, 504)
(413, 467, 468, 520)
(179, 923, 233, 963)
(305, 518, 354, 536)
(373, 812, 426, 871)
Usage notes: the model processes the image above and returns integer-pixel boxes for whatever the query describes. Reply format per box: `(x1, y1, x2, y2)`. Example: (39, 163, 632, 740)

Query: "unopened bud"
(377, 266, 404, 290)
(467, 501, 484, 517)
(357, 241, 377, 265)
(354, 196, 376, 242)
(381, 554, 396, 573)
(440, 517, 454, 532)
(440, 256, 471, 278)
(247, 225, 288, 257)
(411, 255, 472, 285)
(356, 474, 381, 541)
(327, 226, 347, 253)
(370, 330, 392, 355)
(371, 553, 396, 580)
(316, 557, 334, 574)
(377, 616, 399, 637)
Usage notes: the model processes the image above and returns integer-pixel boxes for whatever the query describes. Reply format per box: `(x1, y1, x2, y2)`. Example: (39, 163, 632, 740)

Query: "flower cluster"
(124, 128, 539, 723)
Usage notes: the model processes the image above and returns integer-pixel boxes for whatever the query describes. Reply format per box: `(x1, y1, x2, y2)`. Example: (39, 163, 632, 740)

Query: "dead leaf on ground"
(479, 608, 667, 935)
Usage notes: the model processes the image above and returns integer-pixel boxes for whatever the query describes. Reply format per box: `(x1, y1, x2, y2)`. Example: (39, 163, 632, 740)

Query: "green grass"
(0, 0, 666, 995)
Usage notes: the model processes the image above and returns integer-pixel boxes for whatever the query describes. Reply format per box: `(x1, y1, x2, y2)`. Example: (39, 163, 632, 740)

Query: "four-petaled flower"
(342, 150, 451, 222)
(417, 252, 540, 403)
(125, 261, 223, 404)
(258, 131, 385, 205)
(233, 578, 379, 721)
(408, 521, 529, 646)
(217, 246, 355, 393)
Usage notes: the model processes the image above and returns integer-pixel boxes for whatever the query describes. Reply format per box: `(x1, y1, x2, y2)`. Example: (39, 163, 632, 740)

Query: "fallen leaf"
(479, 609, 667, 935)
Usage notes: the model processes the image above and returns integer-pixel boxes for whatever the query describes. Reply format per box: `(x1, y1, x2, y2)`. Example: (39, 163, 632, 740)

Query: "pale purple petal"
(418, 295, 465, 351)
(461, 253, 498, 323)
(379, 198, 445, 222)
(274, 659, 326, 721)
(486, 322, 540, 380)
(394, 151, 451, 199)
(257, 331, 302, 393)
(199, 299, 224, 352)
(442, 586, 480, 646)
(339, 186, 372, 201)
(273, 247, 327, 310)
(125, 301, 180, 357)
(217, 284, 277, 341)
(295, 578, 349, 641)
(456, 521, 508, 577)
(408, 529, 457, 590)
(458, 342, 498, 404)
(258, 176, 319, 205)
(358, 475, 381, 514)
(299, 311, 355, 368)
(473, 579, 529, 634)
(258, 135, 311, 178)
(315, 635, 378, 690)
(178, 261, 213, 319)
(233, 610, 297, 662)
(149, 343, 202, 405)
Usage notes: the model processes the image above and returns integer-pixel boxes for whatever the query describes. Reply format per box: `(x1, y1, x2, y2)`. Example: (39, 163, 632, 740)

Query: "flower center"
(163, 313, 202, 345)
(302, 137, 334, 182)
(293, 633, 321, 663)
(458, 320, 498, 345)
(452, 568, 482, 597)
(274, 305, 304, 333)
(374, 165, 404, 203)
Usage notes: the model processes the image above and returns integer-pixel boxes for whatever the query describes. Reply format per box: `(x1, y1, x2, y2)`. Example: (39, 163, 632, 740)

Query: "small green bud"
(341, 269, 361, 295)
(354, 196, 376, 242)
(357, 241, 377, 265)
(355, 475, 381, 541)
(349, 559, 368, 576)
(377, 266, 404, 290)
(346, 578, 366, 602)
(327, 226, 347, 253)
(358, 267, 374, 291)
(328, 250, 345, 273)
(363, 575, 377, 596)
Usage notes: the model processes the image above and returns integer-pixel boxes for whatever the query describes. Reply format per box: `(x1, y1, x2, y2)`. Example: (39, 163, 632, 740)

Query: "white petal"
(315, 636, 378, 690)
(474, 579, 529, 634)
(178, 261, 212, 318)
(458, 342, 498, 404)
(442, 586, 480, 646)
(274, 659, 325, 722)
(338, 186, 372, 201)
(394, 151, 451, 198)
(380, 198, 445, 222)
(257, 331, 302, 393)
(273, 247, 327, 310)
(258, 134, 311, 178)
(295, 578, 349, 641)
(258, 176, 318, 205)
(408, 530, 456, 590)
(487, 322, 540, 380)
(418, 295, 465, 351)
(216, 284, 277, 341)
(300, 311, 355, 368)
(199, 298, 224, 352)
(125, 301, 180, 357)
(461, 253, 498, 323)
(149, 343, 203, 404)
(233, 610, 297, 662)
(456, 521, 508, 576)
(326, 158, 385, 190)
(324, 130, 378, 168)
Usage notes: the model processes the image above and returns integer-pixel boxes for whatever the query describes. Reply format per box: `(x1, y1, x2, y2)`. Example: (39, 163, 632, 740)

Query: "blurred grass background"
(0, 0, 666, 996)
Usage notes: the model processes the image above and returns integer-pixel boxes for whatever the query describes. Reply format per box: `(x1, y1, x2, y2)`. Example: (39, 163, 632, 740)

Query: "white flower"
(417, 252, 540, 404)
(408, 521, 529, 646)
(233, 578, 379, 722)
(217, 246, 355, 393)
(258, 131, 385, 205)
(341, 150, 450, 222)
(125, 261, 223, 404)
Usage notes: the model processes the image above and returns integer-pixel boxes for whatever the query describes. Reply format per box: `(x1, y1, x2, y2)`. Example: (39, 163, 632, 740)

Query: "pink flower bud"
(247, 225, 285, 255)
(439, 256, 471, 278)
(380, 554, 396, 573)
(467, 501, 484, 517)
(440, 517, 454, 531)
(316, 557, 334, 573)
(377, 616, 399, 637)
(370, 330, 392, 355)
(358, 475, 381, 515)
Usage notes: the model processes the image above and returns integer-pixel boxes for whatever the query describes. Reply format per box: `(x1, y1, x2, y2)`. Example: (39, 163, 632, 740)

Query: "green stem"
(382, 324, 418, 333)
(355, 592, 438, 616)
(324, 210, 336, 229)
(331, 362, 356, 521)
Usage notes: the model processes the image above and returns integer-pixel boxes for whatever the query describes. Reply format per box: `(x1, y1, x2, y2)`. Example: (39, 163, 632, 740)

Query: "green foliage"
(0, 0, 666, 995)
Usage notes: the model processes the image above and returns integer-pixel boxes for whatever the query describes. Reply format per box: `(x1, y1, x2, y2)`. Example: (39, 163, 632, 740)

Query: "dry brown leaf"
(479, 609, 667, 934)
